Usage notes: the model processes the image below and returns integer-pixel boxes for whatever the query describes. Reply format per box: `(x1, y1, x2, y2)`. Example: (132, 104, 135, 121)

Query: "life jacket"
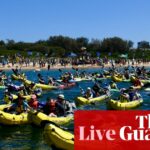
(48, 100, 56, 113)
(29, 99, 38, 109)
(134, 79, 141, 86)
(63, 78, 68, 83)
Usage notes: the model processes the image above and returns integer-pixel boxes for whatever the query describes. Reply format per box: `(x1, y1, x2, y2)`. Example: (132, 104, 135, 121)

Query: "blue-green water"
(0, 68, 150, 149)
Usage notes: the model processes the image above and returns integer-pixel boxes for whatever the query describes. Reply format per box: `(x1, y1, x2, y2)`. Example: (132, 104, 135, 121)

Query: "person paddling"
(6, 93, 29, 114)
(81, 87, 94, 99)
(42, 94, 73, 117)
(56, 94, 73, 116)
(119, 88, 129, 103)
(110, 81, 118, 89)
(37, 73, 45, 84)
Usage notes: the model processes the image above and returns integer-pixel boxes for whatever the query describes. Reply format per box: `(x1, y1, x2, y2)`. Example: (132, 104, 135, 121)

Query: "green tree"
(100, 37, 132, 54)
(137, 41, 150, 49)
(0, 40, 5, 46)
(76, 37, 89, 49)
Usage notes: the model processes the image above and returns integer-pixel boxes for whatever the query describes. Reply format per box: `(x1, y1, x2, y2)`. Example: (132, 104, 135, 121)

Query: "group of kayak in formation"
(0, 71, 76, 117)
(0, 65, 150, 150)
(0, 65, 149, 114)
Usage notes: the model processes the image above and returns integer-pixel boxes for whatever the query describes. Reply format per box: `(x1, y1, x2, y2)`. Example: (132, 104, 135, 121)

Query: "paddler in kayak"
(37, 73, 45, 84)
(0, 77, 4, 86)
(61, 72, 75, 83)
(12, 66, 22, 76)
(48, 77, 55, 85)
(43, 98, 58, 117)
(56, 94, 75, 116)
(4, 89, 14, 104)
(81, 87, 94, 99)
(133, 78, 143, 87)
(6, 93, 29, 114)
(119, 88, 129, 103)
(43, 94, 74, 117)
(1, 71, 7, 80)
(124, 67, 130, 79)
(28, 94, 39, 110)
(104, 83, 111, 91)
(23, 82, 42, 98)
(6, 83, 25, 92)
(48, 77, 60, 86)
(92, 82, 105, 96)
(128, 86, 142, 101)
(110, 81, 118, 89)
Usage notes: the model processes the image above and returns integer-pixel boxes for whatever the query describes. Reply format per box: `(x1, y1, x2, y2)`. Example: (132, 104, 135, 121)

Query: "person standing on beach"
(48, 64, 50, 70)
(12, 66, 20, 75)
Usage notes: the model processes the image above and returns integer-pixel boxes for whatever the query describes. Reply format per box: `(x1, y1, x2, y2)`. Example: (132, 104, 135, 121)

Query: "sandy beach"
(0, 62, 150, 71)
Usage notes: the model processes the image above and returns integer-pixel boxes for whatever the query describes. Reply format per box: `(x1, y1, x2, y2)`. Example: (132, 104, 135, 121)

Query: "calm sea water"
(0, 68, 150, 149)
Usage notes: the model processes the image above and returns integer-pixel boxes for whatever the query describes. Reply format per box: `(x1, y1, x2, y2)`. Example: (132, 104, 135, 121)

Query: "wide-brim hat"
(58, 94, 65, 99)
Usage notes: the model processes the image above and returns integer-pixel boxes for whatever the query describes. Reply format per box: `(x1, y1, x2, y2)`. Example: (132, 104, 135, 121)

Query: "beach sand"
(0, 62, 150, 71)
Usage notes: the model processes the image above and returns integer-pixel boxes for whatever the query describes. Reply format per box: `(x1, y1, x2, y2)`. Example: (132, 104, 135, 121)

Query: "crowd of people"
(0, 54, 150, 70)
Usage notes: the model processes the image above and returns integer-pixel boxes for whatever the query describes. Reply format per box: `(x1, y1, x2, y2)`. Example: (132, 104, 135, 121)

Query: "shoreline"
(0, 62, 150, 71)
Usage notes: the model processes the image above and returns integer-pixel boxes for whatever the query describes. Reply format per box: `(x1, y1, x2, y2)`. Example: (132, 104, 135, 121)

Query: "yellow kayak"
(105, 75, 111, 79)
(76, 94, 109, 105)
(29, 111, 73, 127)
(0, 104, 11, 111)
(0, 111, 31, 125)
(44, 124, 74, 150)
(109, 99, 143, 110)
(130, 76, 150, 84)
(11, 74, 26, 81)
(112, 75, 123, 82)
(140, 79, 150, 84)
(4, 94, 18, 104)
(4, 94, 33, 104)
(23, 79, 57, 90)
(34, 83, 57, 90)
(130, 75, 137, 82)
(23, 79, 32, 85)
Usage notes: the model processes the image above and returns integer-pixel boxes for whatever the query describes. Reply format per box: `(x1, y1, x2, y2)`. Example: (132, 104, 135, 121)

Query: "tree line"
(0, 36, 150, 59)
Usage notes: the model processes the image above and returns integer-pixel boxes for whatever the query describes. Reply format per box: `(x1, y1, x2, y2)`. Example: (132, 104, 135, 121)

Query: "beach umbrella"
(66, 52, 77, 57)
(119, 54, 128, 58)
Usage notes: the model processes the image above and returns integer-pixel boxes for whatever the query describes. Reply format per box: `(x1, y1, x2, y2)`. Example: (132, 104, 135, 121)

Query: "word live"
(79, 114, 150, 141)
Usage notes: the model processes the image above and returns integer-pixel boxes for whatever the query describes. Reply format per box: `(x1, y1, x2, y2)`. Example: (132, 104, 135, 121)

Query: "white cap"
(5, 89, 9, 93)
(58, 94, 65, 99)
(87, 87, 91, 90)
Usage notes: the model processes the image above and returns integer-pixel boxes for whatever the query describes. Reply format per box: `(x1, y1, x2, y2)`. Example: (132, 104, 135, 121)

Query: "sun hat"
(58, 94, 65, 99)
